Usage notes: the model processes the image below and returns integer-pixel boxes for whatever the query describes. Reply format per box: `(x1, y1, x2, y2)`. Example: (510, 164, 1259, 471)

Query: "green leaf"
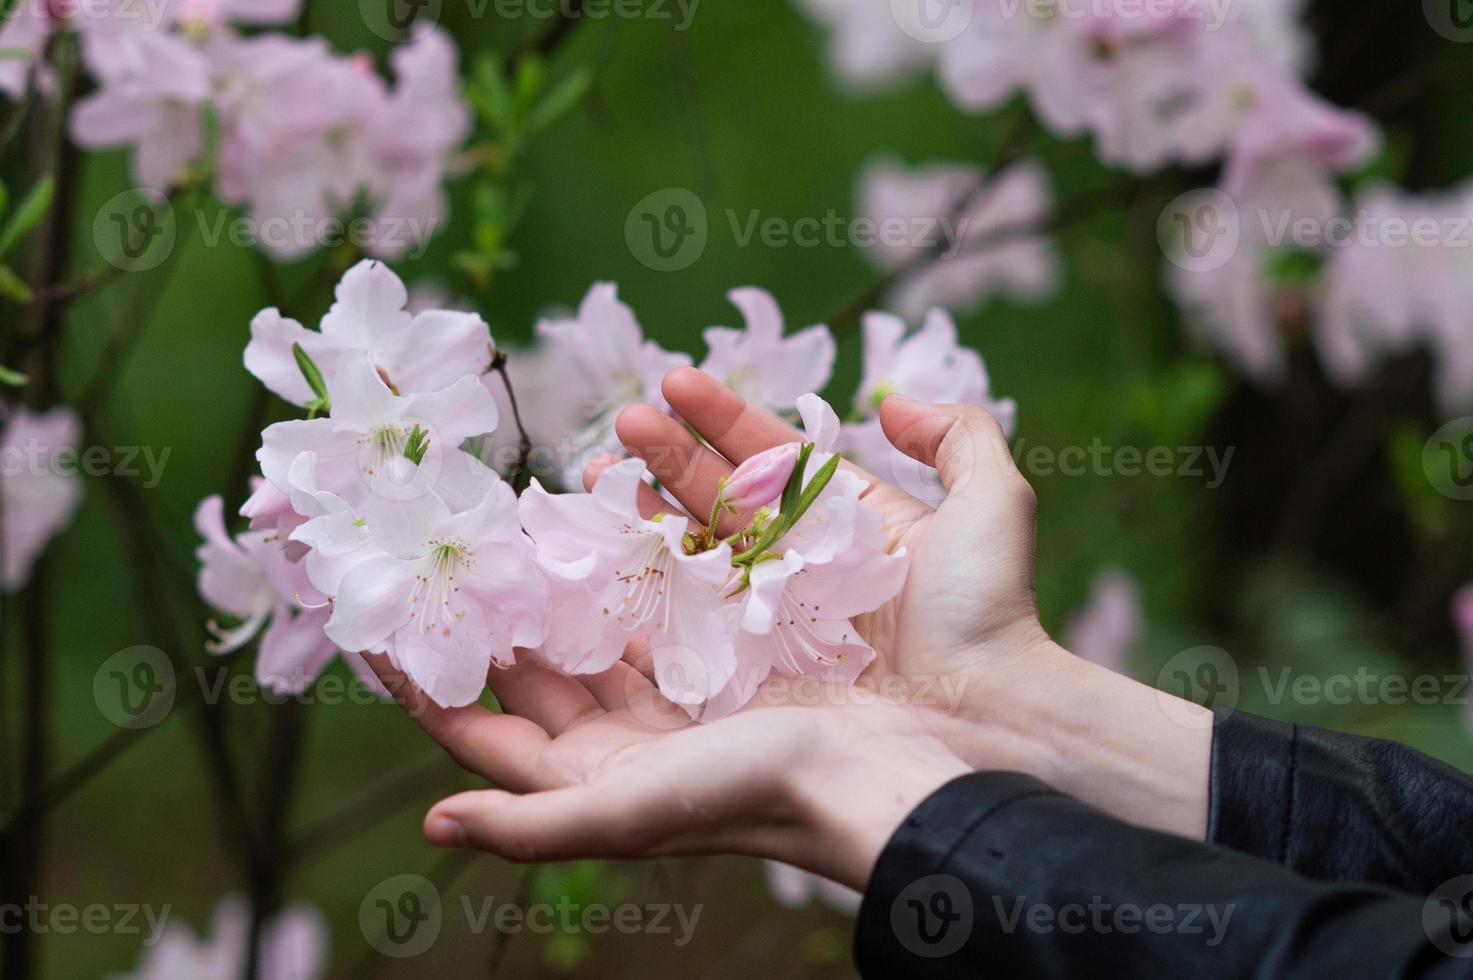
(0, 263, 33, 303)
(787, 453, 841, 530)
(0, 175, 54, 257)
(0, 363, 28, 387)
(513, 57, 544, 117)
(524, 68, 591, 136)
(292, 342, 331, 417)
(779, 443, 813, 519)
(471, 56, 513, 130)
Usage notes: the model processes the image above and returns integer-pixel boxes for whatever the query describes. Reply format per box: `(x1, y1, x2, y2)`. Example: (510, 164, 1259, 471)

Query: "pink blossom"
(698, 287, 835, 416)
(792, 0, 936, 91)
(840, 309, 1015, 506)
(1166, 252, 1288, 383)
(1, 405, 83, 591)
(1455, 585, 1473, 658)
(245, 260, 493, 406)
(764, 861, 861, 915)
(1063, 570, 1143, 675)
(722, 442, 800, 511)
(1317, 182, 1473, 415)
(112, 896, 326, 980)
(69, 27, 212, 191)
(519, 458, 737, 703)
(194, 495, 342, 694)
(299, 463, 546, 708)
(1167, 77, 1376, 385)
(857, 156, 1060, 320)
(535, 283, 691, 486)
(213, 35, 385, 259)
(0, 1, 53, 99)
(937, 0, 1315, 173)
(256, 353, 501, 514)
(698, 395, 907, 721)
(360, 28, 471, 259)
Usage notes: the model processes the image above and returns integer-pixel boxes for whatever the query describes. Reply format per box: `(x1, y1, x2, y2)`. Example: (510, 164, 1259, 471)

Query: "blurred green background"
(7, 0, 1473, 974)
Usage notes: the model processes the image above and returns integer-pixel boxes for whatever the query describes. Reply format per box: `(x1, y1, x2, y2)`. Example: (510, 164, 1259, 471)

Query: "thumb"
(424, 786, 633, 863)
(878, 395, 1025, 500)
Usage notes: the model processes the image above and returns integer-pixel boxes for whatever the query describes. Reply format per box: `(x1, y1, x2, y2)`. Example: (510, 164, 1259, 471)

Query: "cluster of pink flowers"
(0, 0, 469, 259)
(195, 262, 1017, 714)
(799, 0, 1473, 417)
(857, 155, 1061, 320)
(800, 0, 1322, 173)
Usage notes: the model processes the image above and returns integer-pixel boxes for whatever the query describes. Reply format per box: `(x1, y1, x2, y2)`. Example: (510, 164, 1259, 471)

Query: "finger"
(487, 657, 604, 737)
(424, 786, 645, 861)
(582, 452, 676, 521)
(364, 652, 555, 791)
(614, 403, 747, 536)
(575, 659, 651, 712)
(661, 367, 887, 492)
(660, 366, 804, 464)
(878, 396, 1027, 500)
(621, 632, 657, 683)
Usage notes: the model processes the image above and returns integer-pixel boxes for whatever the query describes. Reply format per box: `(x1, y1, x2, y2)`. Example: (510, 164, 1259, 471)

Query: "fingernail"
(425, 815, 465, 847)
(887, 393, 916, 404)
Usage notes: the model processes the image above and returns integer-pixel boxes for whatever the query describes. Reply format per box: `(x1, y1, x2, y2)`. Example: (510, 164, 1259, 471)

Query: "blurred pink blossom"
(764, 860, 861, 915)
(698, 287, 835, 417)
(1064, 570, 1143, 675)
(840, 309, 1015, 506)
(536, 283, 690, 487)
(111, 896, 326, 980)
(1, 405, 83, 591)
(858, 156, 1060, 320)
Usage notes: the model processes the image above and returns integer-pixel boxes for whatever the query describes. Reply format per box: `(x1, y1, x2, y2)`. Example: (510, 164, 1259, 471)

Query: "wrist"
(943, 637, 1213, 839)
(778, 721, 971, 892)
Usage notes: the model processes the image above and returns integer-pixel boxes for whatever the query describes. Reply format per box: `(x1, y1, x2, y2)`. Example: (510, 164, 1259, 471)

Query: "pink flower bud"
(723, 442, 801, 511)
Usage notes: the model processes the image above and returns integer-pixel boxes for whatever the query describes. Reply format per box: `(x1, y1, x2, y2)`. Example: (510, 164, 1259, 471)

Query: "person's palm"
(368, 368, 1029, 879)
(620, 369, 1044, 698)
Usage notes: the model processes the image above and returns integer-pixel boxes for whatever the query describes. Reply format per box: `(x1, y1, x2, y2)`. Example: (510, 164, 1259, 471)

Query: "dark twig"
(512, 0, 587, 63)
(827, 178, 1133, 334)
(490, 349, 535, 491)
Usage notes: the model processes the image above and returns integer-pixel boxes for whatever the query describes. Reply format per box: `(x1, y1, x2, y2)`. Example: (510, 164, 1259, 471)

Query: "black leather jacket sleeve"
(1209, 710, 1473, 892)
(853, 771, 1473, 978)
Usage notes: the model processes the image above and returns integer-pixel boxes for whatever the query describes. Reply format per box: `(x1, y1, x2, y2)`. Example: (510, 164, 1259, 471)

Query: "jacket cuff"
(853, 772, 1063, 977)
(1207, 710, 1297, 864)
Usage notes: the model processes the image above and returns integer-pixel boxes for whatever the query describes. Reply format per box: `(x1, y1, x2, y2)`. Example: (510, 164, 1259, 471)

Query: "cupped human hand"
(372, 367, 1212, 884)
